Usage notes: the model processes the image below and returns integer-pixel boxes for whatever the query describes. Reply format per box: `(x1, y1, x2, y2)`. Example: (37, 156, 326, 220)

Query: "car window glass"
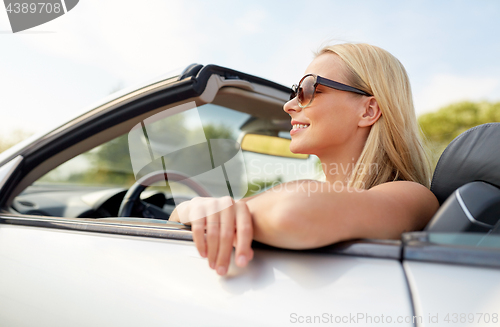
(427, 232, 500, 249)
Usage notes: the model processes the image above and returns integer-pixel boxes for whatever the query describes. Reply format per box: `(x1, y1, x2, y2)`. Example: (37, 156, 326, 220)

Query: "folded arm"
(246, 180, 439, 249)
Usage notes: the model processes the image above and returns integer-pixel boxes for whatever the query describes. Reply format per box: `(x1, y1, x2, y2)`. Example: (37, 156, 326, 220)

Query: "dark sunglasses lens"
(298, 75, 315, 107)
(290, 85, 297, 100)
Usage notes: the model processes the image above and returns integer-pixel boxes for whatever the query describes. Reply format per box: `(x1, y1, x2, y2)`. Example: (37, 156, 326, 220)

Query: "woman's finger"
(185, 199, 208, 258)
(234, 201, 254, 268)
(191, 216, 207, 258)
(215, 198, 236, 275)
(206, 210, 220, 270)
(169, 206, 180, 222)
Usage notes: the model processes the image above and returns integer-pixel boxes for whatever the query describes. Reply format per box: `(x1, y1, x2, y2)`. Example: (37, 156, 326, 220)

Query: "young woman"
(170, 43, 439, 276)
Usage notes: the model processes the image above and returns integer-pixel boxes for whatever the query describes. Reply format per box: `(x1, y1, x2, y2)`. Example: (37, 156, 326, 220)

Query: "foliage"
(418, 101, 500, 168)
(39, 133, 136, 187)
(203, 124, 234, 140)
(79, 134, 136, 186)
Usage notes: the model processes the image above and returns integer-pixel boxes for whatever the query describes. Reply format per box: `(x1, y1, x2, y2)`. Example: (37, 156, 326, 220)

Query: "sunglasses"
(290, 74, 372, 108)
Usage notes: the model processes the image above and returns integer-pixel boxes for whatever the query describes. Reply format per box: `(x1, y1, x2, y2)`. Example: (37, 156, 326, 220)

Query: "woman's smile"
(290, 120, 310, 135)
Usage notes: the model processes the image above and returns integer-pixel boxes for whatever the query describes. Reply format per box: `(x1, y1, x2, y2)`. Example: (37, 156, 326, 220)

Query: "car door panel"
(404, 261, 500, 327)
(0, 224, 414, 326)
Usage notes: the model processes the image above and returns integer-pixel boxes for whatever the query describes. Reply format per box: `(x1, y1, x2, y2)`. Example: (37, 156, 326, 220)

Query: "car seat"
(425, 123, 500, 233)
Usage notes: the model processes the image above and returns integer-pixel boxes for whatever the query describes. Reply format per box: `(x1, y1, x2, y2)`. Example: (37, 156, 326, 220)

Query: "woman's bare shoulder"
(369, 180, 435, 197)
(368, 180, 439, 224)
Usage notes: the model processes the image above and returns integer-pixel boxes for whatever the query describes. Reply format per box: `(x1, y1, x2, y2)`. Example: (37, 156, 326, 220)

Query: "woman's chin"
(289, 142, 311, 155)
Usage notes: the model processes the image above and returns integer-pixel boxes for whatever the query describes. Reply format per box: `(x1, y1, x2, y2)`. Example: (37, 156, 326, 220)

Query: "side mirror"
(240, 134, 308, 159)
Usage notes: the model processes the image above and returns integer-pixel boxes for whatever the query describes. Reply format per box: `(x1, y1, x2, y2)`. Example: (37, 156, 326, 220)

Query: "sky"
(1, 0, 500, 143)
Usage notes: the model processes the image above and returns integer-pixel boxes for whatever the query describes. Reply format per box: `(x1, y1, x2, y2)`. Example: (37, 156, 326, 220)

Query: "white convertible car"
(0, 64, 499, 327)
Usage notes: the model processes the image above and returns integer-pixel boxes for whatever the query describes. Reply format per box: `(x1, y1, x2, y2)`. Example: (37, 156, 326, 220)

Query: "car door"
(403, 231, 500, 327)
(0, 65, 416, 326)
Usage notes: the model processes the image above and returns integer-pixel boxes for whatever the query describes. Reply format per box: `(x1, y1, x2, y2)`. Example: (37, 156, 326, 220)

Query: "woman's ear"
(358, 97, 381, 127)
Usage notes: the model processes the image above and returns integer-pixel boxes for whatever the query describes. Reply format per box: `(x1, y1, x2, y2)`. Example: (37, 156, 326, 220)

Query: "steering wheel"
(118, 170, 212, 219)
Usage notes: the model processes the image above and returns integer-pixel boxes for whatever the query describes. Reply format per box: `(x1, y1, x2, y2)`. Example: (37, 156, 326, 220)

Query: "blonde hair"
(317, 43, 431, 189)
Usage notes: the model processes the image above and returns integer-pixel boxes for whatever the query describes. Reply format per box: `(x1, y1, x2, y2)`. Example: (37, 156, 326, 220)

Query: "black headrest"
(431, 123, 500, 205)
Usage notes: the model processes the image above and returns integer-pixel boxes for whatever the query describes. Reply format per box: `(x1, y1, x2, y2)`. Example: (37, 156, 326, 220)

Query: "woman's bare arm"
(170, 180, 439, 275)
(246, 180, 439, 249)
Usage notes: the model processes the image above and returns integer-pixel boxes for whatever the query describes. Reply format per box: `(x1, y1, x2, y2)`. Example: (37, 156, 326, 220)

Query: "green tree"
(203, 124, 234, 140)
(419, 101, 500, 168)
(81, 134, 136, 186)
(40, 134, 136, 187)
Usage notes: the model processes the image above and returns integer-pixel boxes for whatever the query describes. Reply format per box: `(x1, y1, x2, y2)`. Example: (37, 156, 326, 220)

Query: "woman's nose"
(283, 97, 301, 115)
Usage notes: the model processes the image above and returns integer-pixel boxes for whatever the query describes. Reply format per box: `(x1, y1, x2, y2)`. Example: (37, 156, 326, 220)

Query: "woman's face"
(284, 53, 367, 157)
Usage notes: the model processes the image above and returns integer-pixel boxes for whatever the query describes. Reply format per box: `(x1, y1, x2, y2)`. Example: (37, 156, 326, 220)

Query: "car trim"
(0, 212, 403, 259)
(194, 64, 291, 95)
(0, 213, 194, 241)
(315, 238, 402, 259)
(403, 232, 500, 268)
(456, 188, 493, 228)
(248, 238, 402, 259)
(0, 156, 23, 191)
(402, 260, 424, 327)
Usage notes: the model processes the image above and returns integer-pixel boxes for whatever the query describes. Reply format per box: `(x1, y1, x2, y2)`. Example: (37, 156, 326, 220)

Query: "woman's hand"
(169, 196, 254, 276)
